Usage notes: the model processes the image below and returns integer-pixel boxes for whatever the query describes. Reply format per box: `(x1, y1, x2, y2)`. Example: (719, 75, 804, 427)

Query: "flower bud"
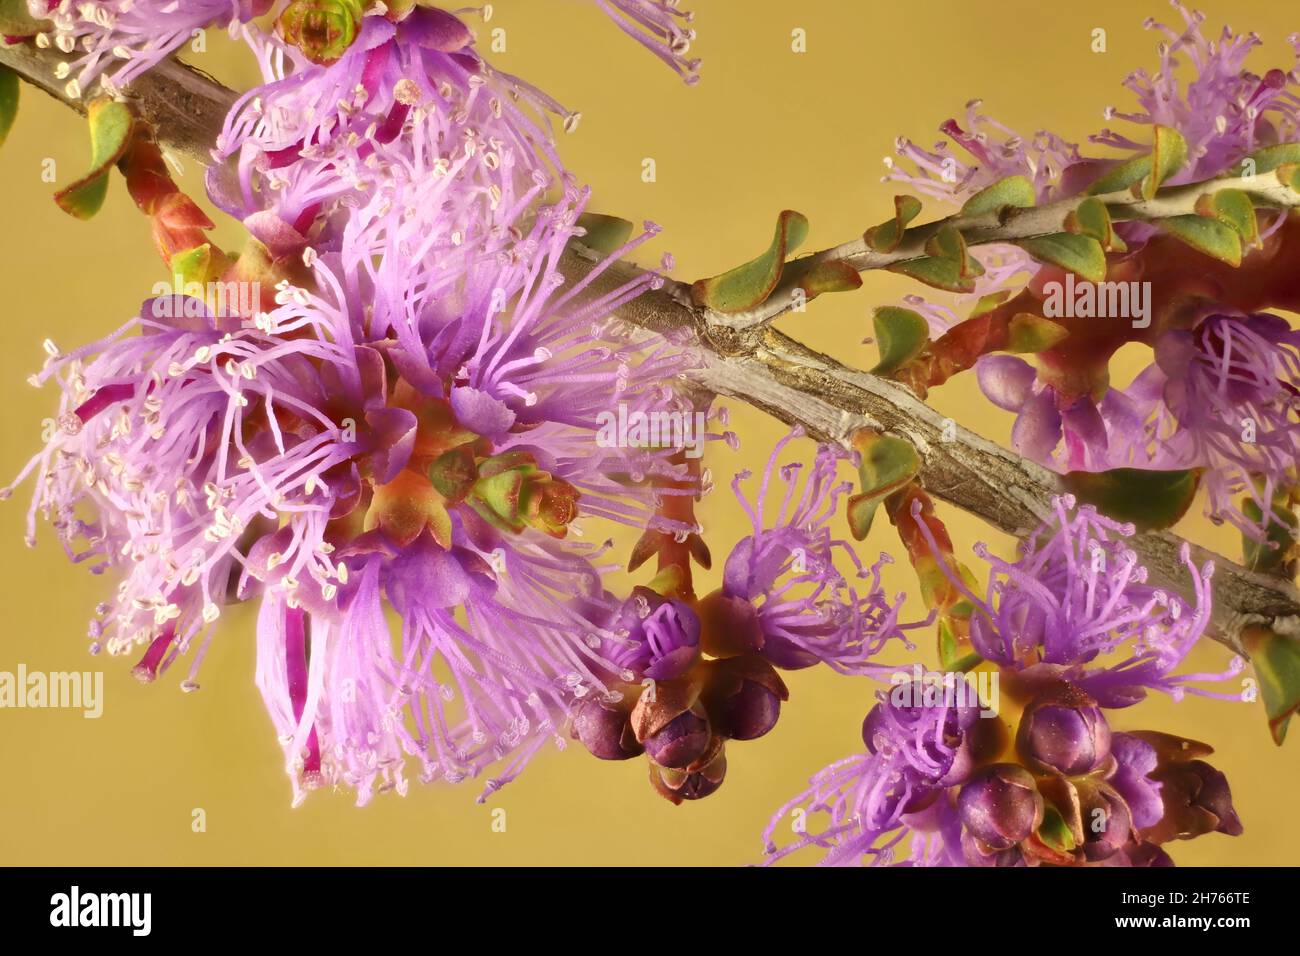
(643, 705, 711, 769)
(695, 589, 764, 658)
(703, 655, 789, 741)
(1078, 781, 1134, 861)
(570, 697, 643, 761)
(1016, 684, 1111, 776)
(960, 829, 1026, 867)
(470, 451, 581, 539)
(278, 0, 364, 65)
(958, 763, 1044, 851)
(649, 742, 727, 804)
(1127, 732, 1243, 843)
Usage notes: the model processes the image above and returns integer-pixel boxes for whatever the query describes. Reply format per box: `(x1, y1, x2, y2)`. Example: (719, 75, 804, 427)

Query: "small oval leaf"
(1061, 467, 1201, 531)
(690, 209, 809, 313)
(574, 213, 634, 255)
(864, 194, 922, 253)
(961, 174, 1036, 217)
(1016, 233, 1107, 283)
(54, 98, 135, 220)
(871, 306, 930, 374)
(1161, 214, 1243, 266)
(847, 432, 921, 540)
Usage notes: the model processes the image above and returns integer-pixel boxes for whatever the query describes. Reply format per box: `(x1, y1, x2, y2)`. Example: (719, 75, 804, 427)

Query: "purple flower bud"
(643, 705, 711, 769)
(1125, 843, 1175, 867)
(1080, 782, 1135, 861)
(703, 655, 789, 741)
(960, 829, 1026, 867)
(571, 698, 643, 761)
(649, 744, 727, 805)
(958, 763, 1044, 851)
(1016, 685, 1112, 776)
(1185, 760, 1244, 836)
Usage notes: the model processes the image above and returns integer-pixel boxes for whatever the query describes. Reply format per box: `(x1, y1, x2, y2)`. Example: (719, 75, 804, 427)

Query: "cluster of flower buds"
(569, 586, 790, 804)
(947, 680, 1241, 866)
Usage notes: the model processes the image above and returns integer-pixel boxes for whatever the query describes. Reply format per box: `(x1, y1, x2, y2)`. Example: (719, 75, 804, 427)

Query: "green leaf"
(0, 67, 17, 150)
(1085, 125, 1187, 197)
(1143, 125, 1188, 200)
(887, 255, 976, 293)
(1038, 805, 1078, 853)
(53, 98, 134, 220)
(789, 259, 863, 299)
(1061, 467, 1201, 531)
(1241, 497, 1297, 576)
(969, 290, 1011, 318)
(168, 245, 215, 288)
(1006, 313, 1068, 353)
(846, 432, 920, 540)
(870, 307, 930, 374)
(938, 617, 982, 673)
(574, 213, 633, 255)
(1243, 142, 1300, 175)
(1064, 196, 1122, 251)
(1161, 215, 1242, 266)
(864, 194, 922, 253)
(690, 209, 809, 313)
(1195, 189, 1259, 248)
(1016, 233, 1107, 283)
(961, 174, 1035, 217)
(1243, 628, 1300, 745)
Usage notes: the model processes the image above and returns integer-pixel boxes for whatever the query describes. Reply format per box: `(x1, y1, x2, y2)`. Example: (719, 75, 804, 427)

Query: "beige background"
(0, 0, 1295, 865)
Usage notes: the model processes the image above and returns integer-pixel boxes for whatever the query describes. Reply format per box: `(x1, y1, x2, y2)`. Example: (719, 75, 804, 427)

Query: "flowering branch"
(4, 38, 1297, 653)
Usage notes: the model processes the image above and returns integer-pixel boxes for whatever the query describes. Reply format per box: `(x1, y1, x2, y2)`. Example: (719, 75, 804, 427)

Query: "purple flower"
(979, 313, 1300, 540)
(763, 678, 981, 866)
(1093, 3, 1300, 183)
(705, 432, 911, 673)
(581, 586, 701, 682)
(7, 8, 704, 806)
(594, 1, 700, 84)
(31, 1, 271, 94)
(911, 495, 1242, 707)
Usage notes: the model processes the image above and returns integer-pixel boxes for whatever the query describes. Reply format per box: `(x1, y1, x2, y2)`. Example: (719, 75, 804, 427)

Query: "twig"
(4, 38, 1297, 653)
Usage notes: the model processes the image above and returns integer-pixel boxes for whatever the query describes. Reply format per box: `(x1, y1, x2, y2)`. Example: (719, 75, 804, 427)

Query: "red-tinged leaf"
(864, 194, 922, 253)
(789, 258, 863, 299)
(1143, 125, 1188, 200)
(117, 132, 177, 214)
(151, 192, 215, 260)
(1086, 125, 1187, 198)
(628, 529, 664, 572)
(1195, 189, 1259, 248)
(690, 210, 809, 313)
(1061, 467, 1200, 531)
(53, 98, 134, 220)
